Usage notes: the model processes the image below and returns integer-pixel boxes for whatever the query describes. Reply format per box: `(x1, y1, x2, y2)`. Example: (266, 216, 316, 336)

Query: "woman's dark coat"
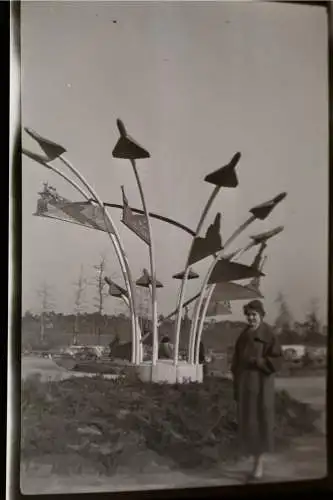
(231, 322, 283, 455)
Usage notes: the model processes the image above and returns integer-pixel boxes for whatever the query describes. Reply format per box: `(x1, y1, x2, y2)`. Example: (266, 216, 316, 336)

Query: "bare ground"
(20, 434, 327, 494)
(20, 356, 327, 494)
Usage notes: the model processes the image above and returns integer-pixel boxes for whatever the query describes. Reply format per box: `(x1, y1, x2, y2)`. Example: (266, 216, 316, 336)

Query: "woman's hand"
(248, 356, 273, 374)
(248, 357, 266, 370)
(248, 356, 259, 367)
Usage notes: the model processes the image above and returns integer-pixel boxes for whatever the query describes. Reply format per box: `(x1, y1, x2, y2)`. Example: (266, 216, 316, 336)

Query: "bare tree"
(36, 282, 55, 343)
(93, 255, 107, 316)
(72, 265, 88, 345)
(304, 298, 322, 341)
(274, 292, 294, 333)
(91, 254, 111, 342)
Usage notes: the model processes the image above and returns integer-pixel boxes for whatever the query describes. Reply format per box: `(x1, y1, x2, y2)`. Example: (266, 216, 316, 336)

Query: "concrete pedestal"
(136, 360, 203, 384)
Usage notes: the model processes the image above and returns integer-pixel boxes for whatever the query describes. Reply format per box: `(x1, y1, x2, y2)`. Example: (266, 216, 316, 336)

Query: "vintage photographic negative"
(17, 1, 328, 494)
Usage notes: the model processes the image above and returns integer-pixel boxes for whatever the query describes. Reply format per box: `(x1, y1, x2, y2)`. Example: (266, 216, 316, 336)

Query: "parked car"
(61, 345, 104, 361)
(281, 344, 306, 361)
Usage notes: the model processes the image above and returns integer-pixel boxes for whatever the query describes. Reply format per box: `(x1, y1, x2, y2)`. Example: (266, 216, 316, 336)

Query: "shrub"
(21, 376, 321, 475)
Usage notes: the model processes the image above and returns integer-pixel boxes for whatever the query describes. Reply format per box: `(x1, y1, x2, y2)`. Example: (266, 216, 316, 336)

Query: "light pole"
(173, 152, 241, 365)
(188, 193, 287, 363)
(112, 119, 160, 365)
(23, 127, 140, 364)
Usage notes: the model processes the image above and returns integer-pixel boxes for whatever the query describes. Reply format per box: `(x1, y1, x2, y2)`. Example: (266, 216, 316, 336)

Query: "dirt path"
(20, 433, 326, 494)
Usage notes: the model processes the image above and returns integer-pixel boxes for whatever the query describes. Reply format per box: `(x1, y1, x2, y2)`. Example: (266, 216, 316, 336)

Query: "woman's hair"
(243, 299, 266, 318)
(161, 336, 170, 343)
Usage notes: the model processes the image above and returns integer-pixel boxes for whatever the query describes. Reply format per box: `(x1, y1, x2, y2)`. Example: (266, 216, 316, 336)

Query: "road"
(21, 356, 327, 403)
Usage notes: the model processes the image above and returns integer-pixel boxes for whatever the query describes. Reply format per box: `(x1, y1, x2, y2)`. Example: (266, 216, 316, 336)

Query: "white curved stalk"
(194, 242, 255, 364)
(121, 294, 143, 363)
(173, 186, 220, 366)
(25, 152, 139, 363)
(161, 292, 200, 325)
(194, 286, 215, 363)
(59, 155, 139, 364)
(22, 150, 91, 200)
(46, 165, 91, 200)
(130, 159, 158, 365)
(188, 215, 256, 363)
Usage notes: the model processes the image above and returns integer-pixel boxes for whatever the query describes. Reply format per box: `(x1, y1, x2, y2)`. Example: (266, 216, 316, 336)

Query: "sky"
(20, 1, 328, 325)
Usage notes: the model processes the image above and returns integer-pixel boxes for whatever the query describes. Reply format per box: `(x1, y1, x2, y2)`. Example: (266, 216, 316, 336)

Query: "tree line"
(22, 255, 327, 350)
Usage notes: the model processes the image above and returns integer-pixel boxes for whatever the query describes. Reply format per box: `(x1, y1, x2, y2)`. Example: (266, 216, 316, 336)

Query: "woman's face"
(245, 310, 262, 329)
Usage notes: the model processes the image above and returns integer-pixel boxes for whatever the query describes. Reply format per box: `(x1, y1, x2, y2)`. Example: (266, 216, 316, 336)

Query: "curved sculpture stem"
(59, 155, 139, 364)
(130, 159, 158, 365)
(161, 293, 200, 324)
(188, 215, 256, 364)
(194, 242, 255, 364)
(23, 149, 140, 363)
(194, 286, 215, 363)
(104, 203, 196, 237)
(25, 152, 91, 201)
(173, 186, 220, 366)
(121, 294, 143, 363)
(161, 240, 254, 327)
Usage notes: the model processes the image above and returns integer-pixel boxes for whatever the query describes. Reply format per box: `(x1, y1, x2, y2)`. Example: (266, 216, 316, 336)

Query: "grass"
(21, 374, 321, 476)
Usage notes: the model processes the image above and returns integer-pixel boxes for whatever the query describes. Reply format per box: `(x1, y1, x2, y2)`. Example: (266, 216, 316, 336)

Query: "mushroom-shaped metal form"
(136, 268, 163, 288)
(249, 225, 284, 244)
(24, 127, 66, 160)
(105, 277, 128, 298)
(206, 300, 232, 317)
(188, 212, 223, 266)
(22, 148, 51, 167)
(211, 281, 263, 302)
(173, 268, 199, 280)
(208, 259, 264, 284)
(112, 119, 150, 160)
(250, 192, 287, 220)
(204, 152, 241, 188)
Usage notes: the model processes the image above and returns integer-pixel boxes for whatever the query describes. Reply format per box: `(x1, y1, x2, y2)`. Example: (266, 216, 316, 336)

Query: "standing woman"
(231, 300, 283, 481)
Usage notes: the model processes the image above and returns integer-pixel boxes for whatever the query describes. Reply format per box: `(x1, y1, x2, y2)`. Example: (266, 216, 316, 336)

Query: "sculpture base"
(136, 360, 203, 384)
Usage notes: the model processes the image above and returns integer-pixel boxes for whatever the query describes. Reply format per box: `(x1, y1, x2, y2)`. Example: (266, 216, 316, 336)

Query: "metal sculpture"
(173, 152, 242, 365)
(112, 119, 159, 365)
(103, 202, 196, 237)
(173, 269, 199, 280)
(206, 300, 232, 317)
(136, 268, 164, 289)
(23, 120, 287, 383)
(104, 276, 145, 363)
(23, 128, 140, 364)
(190, 223, 285, 364)
(194, 243, 270, 364)
(210, 281, 264, 302)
